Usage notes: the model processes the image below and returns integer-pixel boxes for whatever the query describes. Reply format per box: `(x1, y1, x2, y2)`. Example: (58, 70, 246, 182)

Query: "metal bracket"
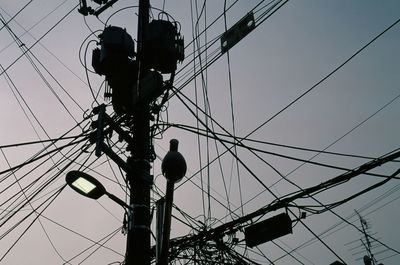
(220, 11, 255, 54)
(129, 204, 151, 231)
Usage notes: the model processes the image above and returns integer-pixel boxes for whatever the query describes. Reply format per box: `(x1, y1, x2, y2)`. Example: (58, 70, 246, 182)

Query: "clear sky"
(0, 0, 399, 264)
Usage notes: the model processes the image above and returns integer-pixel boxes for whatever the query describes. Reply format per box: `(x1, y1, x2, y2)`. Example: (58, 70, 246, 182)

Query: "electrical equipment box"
(244, 213, 292, 248)
(144, 20, 184, 73)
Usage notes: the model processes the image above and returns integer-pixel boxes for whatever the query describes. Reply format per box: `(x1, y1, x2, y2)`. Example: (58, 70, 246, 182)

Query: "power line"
(242, 16, 400, 144)
(0, 0, 88, 90)
(223, 0, 244, 217)
(0, 148, 70, 263)
(0, 3, 79, 77)
(40, 214, 124, 257)
(167, 94, 395, 180)
(0, 14, 83, 124)
(0, 134, 89, 149)
(163, 122, 400, 162)
(0, 0, 33, 32)
(173, 0, 288, 96)
(0, 138, 89, 222)
(0, 123, 89, 179)
(0, 185, 66, 262)
(173, 85, 349, 263)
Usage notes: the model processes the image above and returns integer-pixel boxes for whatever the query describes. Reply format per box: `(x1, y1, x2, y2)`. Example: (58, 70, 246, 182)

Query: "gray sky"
(0, 0, 399, 264)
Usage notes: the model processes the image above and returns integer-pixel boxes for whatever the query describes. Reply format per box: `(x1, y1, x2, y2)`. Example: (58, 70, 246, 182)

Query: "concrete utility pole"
(125, 1, 151, 265)
(85, 0, 184, 262)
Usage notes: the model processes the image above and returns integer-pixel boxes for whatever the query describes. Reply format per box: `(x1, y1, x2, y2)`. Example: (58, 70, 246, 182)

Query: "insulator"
(104, 81, 112, 100)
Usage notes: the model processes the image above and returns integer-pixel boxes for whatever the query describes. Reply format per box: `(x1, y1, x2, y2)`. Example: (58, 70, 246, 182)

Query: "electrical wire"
(190, 0, 207, 223)
(194, 0, 213, 220)
(269, 88, 400, 190)
(0, 16, 83, 125)
(166, 10, 400, 258)
(0, 125, 90, 226)
(1, 149, 70, 263)
(0, 139, 90, 226)
(63, 226, 123, 264)
(0, 135, 89, 149)
(223, 0, 244, 217)
(0, 0, 89, 98)
(0, 130, 89, 178)
(166, 17, 400, 258)
(167, 93, 394, 180)
(0, 139, 99, 258)
(161, 122, 399, 162)
(0, 3, 80, 77)
(0, 0, 71, 56)
(239, 16, 400, 150)
(0, 0, 33, 32)
(0, 185, 66, 263)
(172, 86, 342, 263)
(172, 0, 288, 97)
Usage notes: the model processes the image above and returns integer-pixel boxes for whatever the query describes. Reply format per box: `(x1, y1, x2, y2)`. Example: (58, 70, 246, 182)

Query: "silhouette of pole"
(125, 0, 151, 265)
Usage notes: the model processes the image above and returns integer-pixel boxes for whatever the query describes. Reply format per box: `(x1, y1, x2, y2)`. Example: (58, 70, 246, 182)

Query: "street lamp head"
(66, 170, 106, 200)
(162, 139, 187, 183)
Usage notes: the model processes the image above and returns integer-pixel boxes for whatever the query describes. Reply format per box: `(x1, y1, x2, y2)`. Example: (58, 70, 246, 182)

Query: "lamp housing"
(66, 171, 106, 200)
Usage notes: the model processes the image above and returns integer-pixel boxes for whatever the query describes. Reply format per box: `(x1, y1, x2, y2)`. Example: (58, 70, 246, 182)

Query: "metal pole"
(125, 1, 151, 265)
(158, 182, 174, 265)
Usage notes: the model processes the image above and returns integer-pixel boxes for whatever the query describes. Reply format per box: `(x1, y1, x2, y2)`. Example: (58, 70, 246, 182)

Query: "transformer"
(143, 19, 184, 73)
(92, 26, 137, 114)
(92, 26, 135, 76)
(91, 24, 172, 115)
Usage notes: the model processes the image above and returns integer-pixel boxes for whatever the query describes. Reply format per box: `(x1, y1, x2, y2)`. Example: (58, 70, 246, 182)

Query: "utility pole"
(83, 0, 184, 263)
(125, 1, 151, 265)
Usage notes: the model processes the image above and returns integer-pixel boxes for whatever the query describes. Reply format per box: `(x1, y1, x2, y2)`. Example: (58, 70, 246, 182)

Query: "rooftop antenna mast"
(355, 210, 383, 265)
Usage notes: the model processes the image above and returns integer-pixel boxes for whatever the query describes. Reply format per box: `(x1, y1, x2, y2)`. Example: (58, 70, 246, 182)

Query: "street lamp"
(157, 139, 187, 265)
(66, 170, 130, 209)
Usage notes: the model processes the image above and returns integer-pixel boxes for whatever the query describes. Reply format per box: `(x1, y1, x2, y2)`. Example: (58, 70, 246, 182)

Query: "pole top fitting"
(169, 139, 179, 152)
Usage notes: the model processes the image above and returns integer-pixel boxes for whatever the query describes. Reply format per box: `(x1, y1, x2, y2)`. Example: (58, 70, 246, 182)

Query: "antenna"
(348, 211, 387, 265)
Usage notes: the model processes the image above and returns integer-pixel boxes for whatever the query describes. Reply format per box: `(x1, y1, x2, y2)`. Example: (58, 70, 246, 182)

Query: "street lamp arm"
(100, 141, 133, 174)
(106, 192, 132, 210)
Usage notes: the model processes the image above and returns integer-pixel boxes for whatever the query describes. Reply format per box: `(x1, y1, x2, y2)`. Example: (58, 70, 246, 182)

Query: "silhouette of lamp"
(66, 170, 130, 209)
